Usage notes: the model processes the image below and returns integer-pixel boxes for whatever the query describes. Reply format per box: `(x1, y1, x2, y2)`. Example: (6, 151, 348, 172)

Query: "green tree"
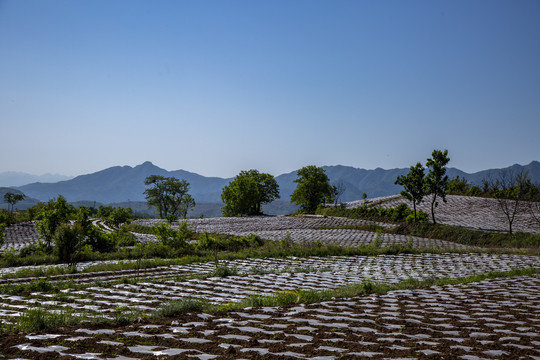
(106, 207, 134, 228)
(290, 165, 334, 213)
(221, 170, 280, 216)
(54, 223, 86, 266)
(425, 149, 450, 224)
(36, 195, 75, 249)
(144, 175, 195, 219)
(447, 176, 471, 195)
(395, 162, 425, 222)
(3, 192, 25, 212)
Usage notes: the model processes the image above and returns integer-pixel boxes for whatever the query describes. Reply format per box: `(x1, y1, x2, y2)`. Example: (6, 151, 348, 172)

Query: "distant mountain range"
(0, 172, 72, 187)
(1, 161, 539, 216)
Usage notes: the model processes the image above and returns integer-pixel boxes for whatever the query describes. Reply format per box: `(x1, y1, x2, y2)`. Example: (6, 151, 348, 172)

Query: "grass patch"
(4, 308, 87, 333)
(316, 224, 387, 232)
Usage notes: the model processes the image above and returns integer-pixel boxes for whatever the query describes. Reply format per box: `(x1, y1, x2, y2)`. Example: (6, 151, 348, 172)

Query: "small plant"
(372, 229, 383, 248)
(211, 265, 238, 278)
(404, 236, 414, 249)
(279, 232, 294, 248)
(248, 266, 269, 275)
(165, 214, 178, 224)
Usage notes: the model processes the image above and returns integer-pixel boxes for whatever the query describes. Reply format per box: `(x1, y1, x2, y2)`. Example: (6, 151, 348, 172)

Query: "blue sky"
(1, 0, 539, 178)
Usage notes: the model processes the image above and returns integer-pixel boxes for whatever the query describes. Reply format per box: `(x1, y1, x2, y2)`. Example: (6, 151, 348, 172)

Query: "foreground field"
(1, 253, 539, 325)
(0, 195, 539, 359)
(1, 274, 539, 359)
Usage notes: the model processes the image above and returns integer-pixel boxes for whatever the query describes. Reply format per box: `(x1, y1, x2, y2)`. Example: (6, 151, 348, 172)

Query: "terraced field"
(0, 195, 539, 359)
(2, 274, 539, 359)
(134, 215, 473, 250)
(1, 253, 539, 326)
(346, 194, 540, 233)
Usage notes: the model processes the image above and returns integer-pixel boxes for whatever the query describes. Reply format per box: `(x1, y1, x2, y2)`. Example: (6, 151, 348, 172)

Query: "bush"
(196, 232, 216, 251)
(54, 223, 86, 265)
(106, 227, 136, 248)
(152, 221, 193, 250)
(107, 207, 133, 228)
(211, 265, 238, 277)
(317, 203, 428, 224)
(392, 203, 409, 222)
(141, 241, 171, 258)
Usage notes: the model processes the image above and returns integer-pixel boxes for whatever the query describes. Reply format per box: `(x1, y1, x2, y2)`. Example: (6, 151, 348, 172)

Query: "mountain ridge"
(10, 161, 540, 206)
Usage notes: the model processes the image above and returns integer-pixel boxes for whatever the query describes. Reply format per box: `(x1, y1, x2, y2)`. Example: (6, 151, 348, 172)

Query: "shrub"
(152, 221, 193, 250)
(54, 223, 86, 265)
(196, 232, 216, 251)
(392, 203, 410, 222)
(211, 265, 238, 277)
(107, 227, 136, 248)
(142, 241, 171, 258)
(279, 232, 294, 248)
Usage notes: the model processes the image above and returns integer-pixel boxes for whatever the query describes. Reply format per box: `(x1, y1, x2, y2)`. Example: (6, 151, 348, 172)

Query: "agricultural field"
(0, 195, 539, 359)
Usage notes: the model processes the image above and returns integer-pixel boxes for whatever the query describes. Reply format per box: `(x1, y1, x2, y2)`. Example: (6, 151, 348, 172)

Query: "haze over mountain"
(7, 161, 540, 206)
(0, 172, 72, 187)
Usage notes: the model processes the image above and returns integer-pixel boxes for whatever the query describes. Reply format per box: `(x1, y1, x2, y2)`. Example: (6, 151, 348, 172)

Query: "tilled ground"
(1, 253, 539, 326)
(1, 274, 538, 359)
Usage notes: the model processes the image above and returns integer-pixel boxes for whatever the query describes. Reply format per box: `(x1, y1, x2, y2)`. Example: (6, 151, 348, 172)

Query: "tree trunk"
(431, 194, 437, 224)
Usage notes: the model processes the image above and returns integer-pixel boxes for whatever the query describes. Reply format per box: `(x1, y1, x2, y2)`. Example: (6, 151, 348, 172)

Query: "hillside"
(13, 161, 540, 208)
(0, 187, 40, 210)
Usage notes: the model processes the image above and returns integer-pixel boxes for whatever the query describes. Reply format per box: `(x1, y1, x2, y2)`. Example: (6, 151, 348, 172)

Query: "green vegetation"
(2, 266, 538, 335)
(291, 165, 335, 213)
(35, 195, 75, 249)
(151, 298, 206, 319)
(3, 192, 25, 213)
(54, 223, 88, 266)
(425, 149, 451, 224)
(221, 169, 280, 216)
(144, 175, 195, 219)
(395, 162, 425, 222)
(317, 202, 429, 223)
(97, 205, 134, 228)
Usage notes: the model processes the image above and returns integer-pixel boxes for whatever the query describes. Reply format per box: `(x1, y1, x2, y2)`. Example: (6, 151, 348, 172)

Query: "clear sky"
(1, 0, 539, 178)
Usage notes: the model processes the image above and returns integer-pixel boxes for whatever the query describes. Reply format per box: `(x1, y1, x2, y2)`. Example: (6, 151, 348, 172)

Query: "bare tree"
(528, 183, 540, 229)
(332, 180, 346, 206)
(488, 169, 532, 235)
(531, 202, 540, 227)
